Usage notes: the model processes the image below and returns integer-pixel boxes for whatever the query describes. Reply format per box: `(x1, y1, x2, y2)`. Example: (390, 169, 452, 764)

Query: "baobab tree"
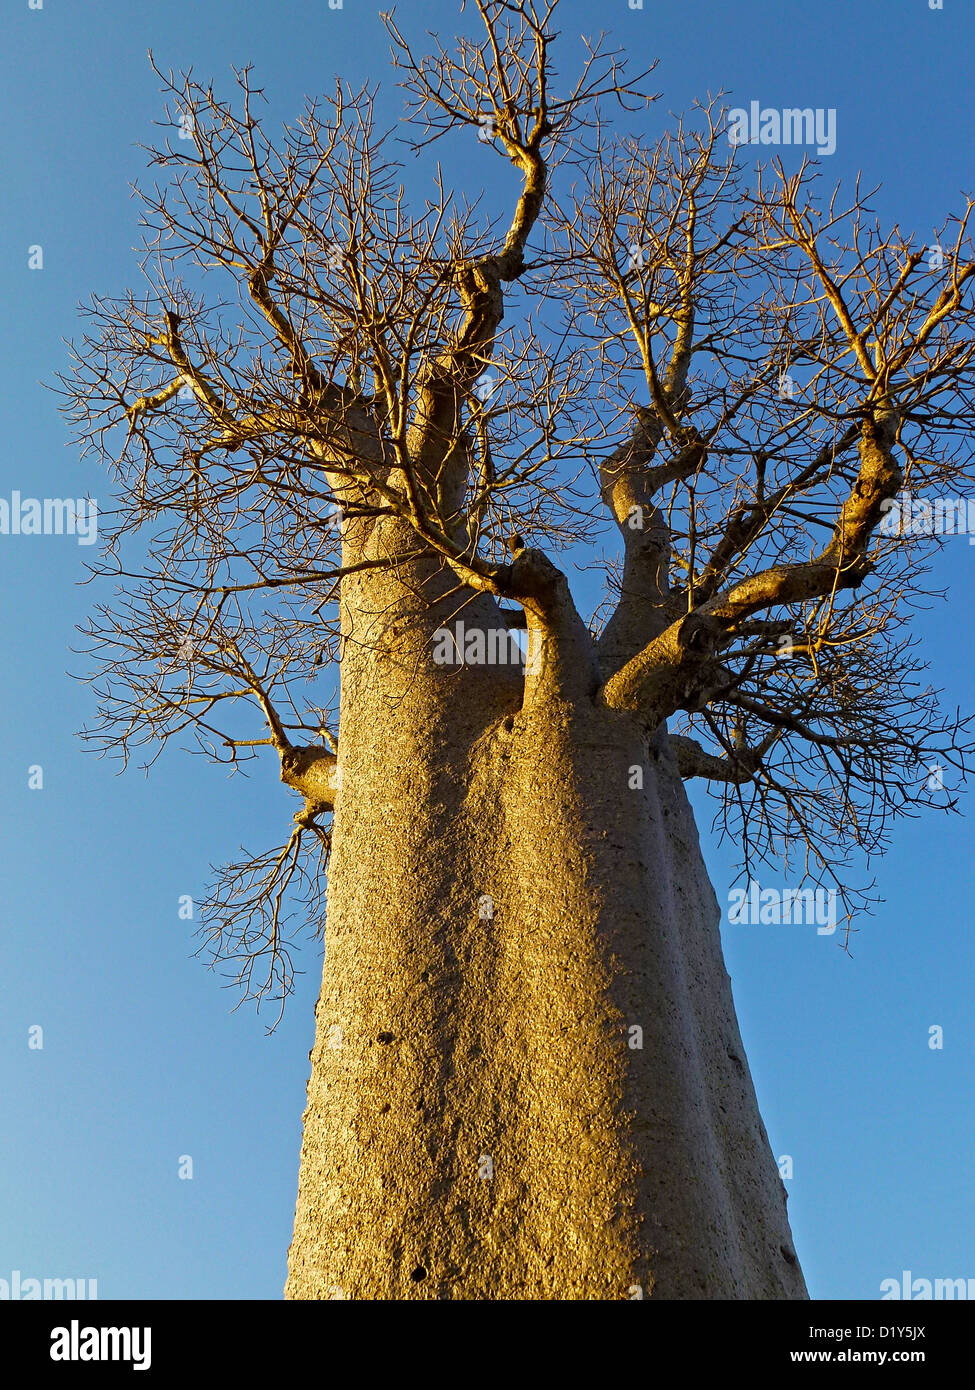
(63, 1, 975, 1299)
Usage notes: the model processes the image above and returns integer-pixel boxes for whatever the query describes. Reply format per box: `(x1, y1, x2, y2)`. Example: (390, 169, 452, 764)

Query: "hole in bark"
(380, 1103, 390, 1114)
(410, 1265, 427, 1282)
(502, 715, 514, 732)
(377, 1032, 395, 1044)
(780, 1245, 797, 1265)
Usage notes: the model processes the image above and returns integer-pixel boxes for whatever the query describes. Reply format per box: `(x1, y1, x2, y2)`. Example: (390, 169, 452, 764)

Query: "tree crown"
(61, 0, 975, 1014)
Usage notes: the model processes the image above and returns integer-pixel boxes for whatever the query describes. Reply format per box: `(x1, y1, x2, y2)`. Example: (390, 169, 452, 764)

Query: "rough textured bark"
(284, 520, 806, 1301)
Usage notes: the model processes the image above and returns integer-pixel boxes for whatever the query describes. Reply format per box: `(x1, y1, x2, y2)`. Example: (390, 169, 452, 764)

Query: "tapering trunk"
(284, 529, 806, 1300)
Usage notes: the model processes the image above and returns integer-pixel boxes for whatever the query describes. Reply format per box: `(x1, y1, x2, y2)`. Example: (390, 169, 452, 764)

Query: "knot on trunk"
(279, 745, 339, 815)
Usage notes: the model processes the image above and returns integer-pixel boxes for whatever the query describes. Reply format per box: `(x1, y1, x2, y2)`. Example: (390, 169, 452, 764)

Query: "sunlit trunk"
(284, 538, 806, 1300)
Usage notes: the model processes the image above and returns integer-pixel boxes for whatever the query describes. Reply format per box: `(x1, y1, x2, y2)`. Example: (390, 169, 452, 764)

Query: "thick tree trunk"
(284, 528, 806, 1300)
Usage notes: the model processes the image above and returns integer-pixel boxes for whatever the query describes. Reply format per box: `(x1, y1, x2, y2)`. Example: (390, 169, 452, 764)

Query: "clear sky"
(1, 0, 972, 1300)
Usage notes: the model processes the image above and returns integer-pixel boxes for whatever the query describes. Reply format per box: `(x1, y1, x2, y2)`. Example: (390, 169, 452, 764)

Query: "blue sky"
(1, 0, 971, 1300)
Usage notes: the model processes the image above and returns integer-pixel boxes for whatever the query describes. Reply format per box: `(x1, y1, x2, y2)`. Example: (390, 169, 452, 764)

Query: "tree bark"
(283, 521, 807, 1300)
